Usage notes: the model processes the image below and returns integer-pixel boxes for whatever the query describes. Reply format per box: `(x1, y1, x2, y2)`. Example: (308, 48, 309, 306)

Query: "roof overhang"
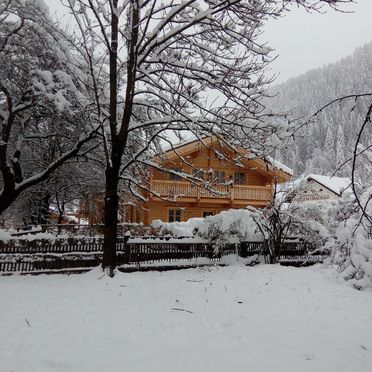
(155, 136, 292, 183)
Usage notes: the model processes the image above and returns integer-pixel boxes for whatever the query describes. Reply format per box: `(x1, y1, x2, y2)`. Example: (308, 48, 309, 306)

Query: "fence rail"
(0, 237, 328, 274)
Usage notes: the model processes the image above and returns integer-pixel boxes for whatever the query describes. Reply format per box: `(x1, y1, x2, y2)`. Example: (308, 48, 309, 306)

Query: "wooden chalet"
(131, 137, 292, 225)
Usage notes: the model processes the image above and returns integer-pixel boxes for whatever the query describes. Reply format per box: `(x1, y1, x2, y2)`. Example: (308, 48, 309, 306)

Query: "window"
(168, 209, 181, 222)
(213, 171, 225, 183)
(192, 168, 204, 179)
(169, 168, 182, 181)
(234, 172, 245, 185)
(203, 211, 214, 217)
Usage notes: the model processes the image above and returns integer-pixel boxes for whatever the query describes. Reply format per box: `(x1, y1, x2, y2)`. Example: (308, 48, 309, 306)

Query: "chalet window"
(168, 209, 181, 222)
(192, 168, 204, 179)
(234, 172, 245, 185)
(213, 171, 225, 183)
(203, 211, 214, 217)
(169, 168, 182, 181)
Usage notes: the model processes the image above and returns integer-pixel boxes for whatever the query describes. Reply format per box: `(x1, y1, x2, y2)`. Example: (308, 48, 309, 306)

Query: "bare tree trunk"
(101, 0, 135, 275)
(0, 189, 19, 215)
(102, 165, 120, 275)
(268, 237, 281, 264)
(0, 145, 19, 214)
(101, 0, 120, 276)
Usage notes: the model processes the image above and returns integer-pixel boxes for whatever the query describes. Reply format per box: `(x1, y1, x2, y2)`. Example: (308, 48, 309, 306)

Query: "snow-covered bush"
(289, 200, 337, 248)
(195, 209, 262, 249)
(332, 187, 372, 289)
(152, 218, 205, 237)
(152, 208, 262, 249)
(278, 185, 372, 289)
(249, 188, 339, 263)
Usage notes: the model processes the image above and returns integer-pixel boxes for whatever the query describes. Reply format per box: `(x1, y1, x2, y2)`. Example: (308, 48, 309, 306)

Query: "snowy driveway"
(1, 264, 372, 372)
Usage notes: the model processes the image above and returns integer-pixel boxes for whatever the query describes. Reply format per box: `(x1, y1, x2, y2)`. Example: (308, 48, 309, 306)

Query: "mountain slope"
(269, 41, 372, 177)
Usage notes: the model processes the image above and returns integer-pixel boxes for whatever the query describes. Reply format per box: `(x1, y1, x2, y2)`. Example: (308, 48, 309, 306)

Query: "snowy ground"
(1, 264, 372, 372)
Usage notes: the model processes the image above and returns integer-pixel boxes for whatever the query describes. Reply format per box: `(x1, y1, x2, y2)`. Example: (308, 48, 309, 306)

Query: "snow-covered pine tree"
(269, 41, 372, 177)
(335, 123, 348, 176)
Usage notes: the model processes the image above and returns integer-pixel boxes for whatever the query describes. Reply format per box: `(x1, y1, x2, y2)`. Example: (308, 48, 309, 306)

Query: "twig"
(25, 318, 31, 327)
(171, 307, 194, 314)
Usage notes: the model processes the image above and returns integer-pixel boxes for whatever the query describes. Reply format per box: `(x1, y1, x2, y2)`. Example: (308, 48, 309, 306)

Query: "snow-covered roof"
(279, 173, 352, 199)
(267, 156, 293, 176)
(307, 174, 351, 196)
(160, 133, 197, 153)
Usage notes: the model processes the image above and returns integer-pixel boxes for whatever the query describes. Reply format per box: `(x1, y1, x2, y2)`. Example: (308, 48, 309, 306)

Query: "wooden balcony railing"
(150, 180, 272, 202)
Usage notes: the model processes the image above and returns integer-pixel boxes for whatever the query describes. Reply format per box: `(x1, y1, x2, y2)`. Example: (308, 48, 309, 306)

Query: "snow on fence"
(15, 223, 149, 236)
(0, 237, 328, 274)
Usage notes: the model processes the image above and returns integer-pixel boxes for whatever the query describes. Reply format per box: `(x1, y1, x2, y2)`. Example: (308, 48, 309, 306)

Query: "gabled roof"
(307, 174, 351, 196)
(157, 136, 292, 182)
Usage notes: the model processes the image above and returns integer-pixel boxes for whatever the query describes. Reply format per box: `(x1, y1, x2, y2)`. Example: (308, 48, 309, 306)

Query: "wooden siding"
(145, 189, 271, 224)
(146, 202, 268, 225)
(136, 140, 290, 224)
(153, 144, 273, 185)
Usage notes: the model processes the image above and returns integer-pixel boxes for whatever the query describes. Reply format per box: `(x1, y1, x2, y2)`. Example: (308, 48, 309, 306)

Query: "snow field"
(1, 264, 372, 372)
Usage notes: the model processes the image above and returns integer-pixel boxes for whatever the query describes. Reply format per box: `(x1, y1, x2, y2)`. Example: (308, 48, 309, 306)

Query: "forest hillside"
(269, 41, 372, 177)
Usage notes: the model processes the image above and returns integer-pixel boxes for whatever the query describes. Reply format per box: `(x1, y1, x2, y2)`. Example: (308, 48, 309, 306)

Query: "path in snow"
(1, 264, 372, 372)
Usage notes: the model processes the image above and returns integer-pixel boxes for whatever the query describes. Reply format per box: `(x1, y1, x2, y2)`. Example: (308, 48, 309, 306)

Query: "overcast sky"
(48, 0, 372, 84)
(263, 1, 372, 83)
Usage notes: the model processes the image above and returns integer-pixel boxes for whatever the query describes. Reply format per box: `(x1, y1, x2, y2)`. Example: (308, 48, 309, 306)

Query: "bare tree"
(61, 0, 352, 275)
(259, 185, 293, 263)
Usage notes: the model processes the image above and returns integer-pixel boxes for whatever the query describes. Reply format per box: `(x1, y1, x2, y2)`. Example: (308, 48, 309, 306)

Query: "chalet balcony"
(150, 180, 272, 204)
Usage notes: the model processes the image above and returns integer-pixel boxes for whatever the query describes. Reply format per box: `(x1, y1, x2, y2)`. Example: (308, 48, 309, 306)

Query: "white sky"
(47, 0, 372, 84)
(263, 0, 372, 82)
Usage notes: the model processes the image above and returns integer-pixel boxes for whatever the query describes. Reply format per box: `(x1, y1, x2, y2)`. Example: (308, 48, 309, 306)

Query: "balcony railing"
(150, 180, 272, 202)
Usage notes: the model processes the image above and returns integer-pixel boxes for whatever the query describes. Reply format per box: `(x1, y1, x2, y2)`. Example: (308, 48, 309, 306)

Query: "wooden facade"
(135, 137, 292, 225)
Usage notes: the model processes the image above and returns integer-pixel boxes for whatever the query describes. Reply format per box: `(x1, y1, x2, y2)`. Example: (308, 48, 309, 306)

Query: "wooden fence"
(0, 237, 328, 274)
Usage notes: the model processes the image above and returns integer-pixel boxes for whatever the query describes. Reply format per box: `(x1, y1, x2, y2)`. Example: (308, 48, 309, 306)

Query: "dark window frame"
(168, 209, 181, 222)
(234, 172, 245, 185)
(169, 168, 183, 181)
(213, 170, 225, 184)
(192, 168, 204, 179)
(203, 211, 214, 217)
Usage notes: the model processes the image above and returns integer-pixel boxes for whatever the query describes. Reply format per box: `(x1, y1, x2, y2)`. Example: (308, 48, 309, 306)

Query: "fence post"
(123, 233, 131, 264)
(239, 242, 246, 258)
(124, 244, 131, 264)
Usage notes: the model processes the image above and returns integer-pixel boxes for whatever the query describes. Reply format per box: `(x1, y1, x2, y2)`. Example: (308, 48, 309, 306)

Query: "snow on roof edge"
(266, 156, 293, 176)
(307, 174, 351, 196)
